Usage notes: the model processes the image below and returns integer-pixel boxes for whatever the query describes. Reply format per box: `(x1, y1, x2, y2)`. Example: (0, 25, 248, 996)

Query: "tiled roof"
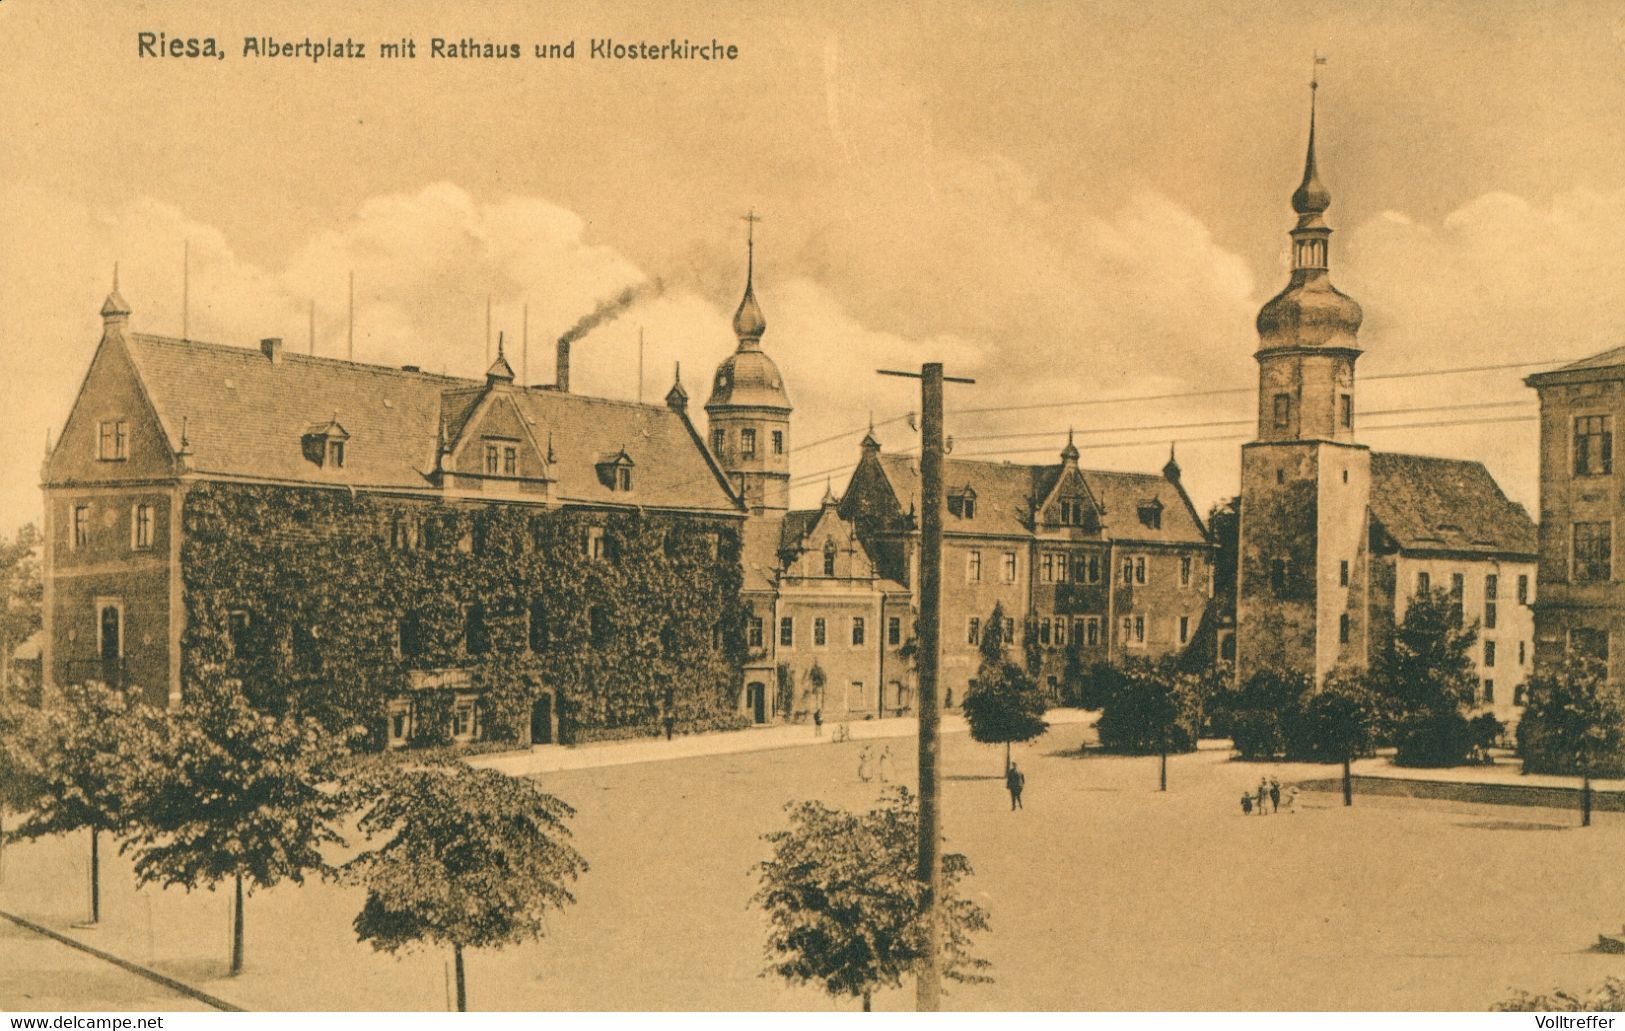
(1369, 451, 1536, 557)
(872, 453, 1207, 544)
(779, 509, 820, 552)
(123, 334, 739, 512)
(1556, 346, 1625, 372)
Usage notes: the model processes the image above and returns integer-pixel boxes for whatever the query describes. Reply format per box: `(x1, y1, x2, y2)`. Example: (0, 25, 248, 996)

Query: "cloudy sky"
(4, 0, 1625, 533)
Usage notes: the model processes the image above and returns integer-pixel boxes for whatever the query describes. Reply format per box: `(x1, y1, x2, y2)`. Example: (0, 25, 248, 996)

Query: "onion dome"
(707, 223, 791, 412)
(1291, 92, 1332, 219)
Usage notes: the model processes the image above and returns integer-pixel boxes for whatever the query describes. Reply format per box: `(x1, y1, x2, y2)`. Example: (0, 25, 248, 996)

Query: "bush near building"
(1369, 588, 1496, 767)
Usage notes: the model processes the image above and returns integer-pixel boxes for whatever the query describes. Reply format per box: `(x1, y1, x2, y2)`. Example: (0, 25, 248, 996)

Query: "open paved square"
(3, 723, 1623, 1011)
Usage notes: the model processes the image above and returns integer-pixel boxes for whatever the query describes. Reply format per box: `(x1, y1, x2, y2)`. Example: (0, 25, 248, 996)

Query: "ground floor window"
(450, 695, 480, 741)
(386, 700, 413, 748)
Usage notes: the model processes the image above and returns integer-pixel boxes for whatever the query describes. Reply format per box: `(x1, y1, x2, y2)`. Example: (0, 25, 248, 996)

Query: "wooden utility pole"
(879, 362, 973, 1012)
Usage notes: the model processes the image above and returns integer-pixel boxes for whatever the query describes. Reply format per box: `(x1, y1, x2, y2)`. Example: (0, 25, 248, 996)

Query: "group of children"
(1241, 775, 1298, 815)
(856, 744, 894, 782)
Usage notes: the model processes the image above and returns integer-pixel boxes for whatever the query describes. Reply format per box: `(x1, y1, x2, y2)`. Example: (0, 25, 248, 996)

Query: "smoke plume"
(557, 278, 665, 346)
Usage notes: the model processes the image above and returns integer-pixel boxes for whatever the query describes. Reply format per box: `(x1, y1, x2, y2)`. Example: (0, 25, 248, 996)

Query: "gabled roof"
(779, 509, 820, 552)
(1369, 451, 1536, 558)
(117, 334, 740, 512)
(1526, 345, 1625, 385)
(869, 452, 1206, 544)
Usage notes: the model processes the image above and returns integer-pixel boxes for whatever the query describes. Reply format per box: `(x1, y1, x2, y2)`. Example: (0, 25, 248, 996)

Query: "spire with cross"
(732, 209, 767, 344)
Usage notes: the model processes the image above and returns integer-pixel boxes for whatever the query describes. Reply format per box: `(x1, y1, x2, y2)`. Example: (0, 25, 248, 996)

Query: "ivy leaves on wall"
(179, 484, 749, 748)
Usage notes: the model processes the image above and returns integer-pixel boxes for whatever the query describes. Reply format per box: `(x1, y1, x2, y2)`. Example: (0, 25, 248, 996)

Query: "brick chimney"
(555, 338, 571, 393)
(261, 337, 284, 363)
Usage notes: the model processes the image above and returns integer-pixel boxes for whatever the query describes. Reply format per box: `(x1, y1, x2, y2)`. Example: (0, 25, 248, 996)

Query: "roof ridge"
(132, 333, 474, 383)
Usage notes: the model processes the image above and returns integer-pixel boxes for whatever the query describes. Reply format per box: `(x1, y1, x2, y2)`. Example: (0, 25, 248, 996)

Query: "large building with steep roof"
(1237, 87, 1536, 723)
(43, 274, 748, 746)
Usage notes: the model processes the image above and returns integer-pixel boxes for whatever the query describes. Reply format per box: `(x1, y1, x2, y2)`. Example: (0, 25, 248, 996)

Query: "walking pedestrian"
(1006, 761, 1025, 810)
(1241, 792, 1254, 816)
(1283, 785, 1299, 813)
(1269, 776, 1281, 814)
(858, 745, 873, 783)
(813, 708, 823, 737)
(1256, 778, 1269, 816)
(878, 745, 893, 782)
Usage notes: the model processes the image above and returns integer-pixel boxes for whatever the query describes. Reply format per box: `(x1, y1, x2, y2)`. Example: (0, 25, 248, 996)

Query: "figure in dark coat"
(1006, 762, 1025, 810)
(1269, 777, 1281, 814)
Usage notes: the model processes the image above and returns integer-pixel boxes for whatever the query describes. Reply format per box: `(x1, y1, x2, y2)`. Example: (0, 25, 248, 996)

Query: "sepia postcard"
(2, 0, 1624, 1018)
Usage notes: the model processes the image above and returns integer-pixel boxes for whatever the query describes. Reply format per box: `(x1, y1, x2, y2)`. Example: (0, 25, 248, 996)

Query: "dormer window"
(97, 420, 129, 461)
(303, 418, 349, 469)
(596, 449, 635, 492)
(483, 438, 519, 478)
(1138, 500, 1163, 531)
(823, 539, 837, 576)
(948, 487, 977, 519)
(1059, 497, 1087, 526)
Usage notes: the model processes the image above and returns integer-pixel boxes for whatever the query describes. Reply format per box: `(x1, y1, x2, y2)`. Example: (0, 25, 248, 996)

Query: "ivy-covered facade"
(43, 281, 750, 748)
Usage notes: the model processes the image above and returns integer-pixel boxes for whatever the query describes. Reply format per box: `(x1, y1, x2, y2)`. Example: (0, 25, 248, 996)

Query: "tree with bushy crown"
(121, 672, 355, 975)
(752, 785, 991, 1011)
(0, 697, 49, 876)
(1516, 654, 1625, 826)
(1299, 667, 1382, 805)
(963, 603, 1049, 773)
(1094, 658, 1203, 789)
(13, 681, 164, 924)
(344, 764, 587, 1012)
(1371, 587, 1482, 766)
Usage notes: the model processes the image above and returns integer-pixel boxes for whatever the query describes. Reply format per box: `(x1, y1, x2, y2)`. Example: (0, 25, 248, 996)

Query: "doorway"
(746, 681, 767, 724)
(530, 693, 554, 746)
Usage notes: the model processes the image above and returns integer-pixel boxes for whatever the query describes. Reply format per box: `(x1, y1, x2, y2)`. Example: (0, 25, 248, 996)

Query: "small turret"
(100, 264, 131, 329)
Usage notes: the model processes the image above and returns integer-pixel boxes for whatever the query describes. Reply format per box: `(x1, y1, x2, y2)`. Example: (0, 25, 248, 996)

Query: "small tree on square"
(344, 764, 587, 1012)
(13, 681, 164, 924)
(1516, 654, 1625, 826)
(121, 672, 355, 975)
(1095, 658, 1203, 789)
(752, 786, 991, 1011)
(1298, 666, 1382, 804)
(963, 604, 1049, 773)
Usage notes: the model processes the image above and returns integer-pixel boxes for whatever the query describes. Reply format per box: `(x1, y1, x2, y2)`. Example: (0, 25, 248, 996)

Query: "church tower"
(706, 215, 792, 513)
(1236, 81, 1372, 686)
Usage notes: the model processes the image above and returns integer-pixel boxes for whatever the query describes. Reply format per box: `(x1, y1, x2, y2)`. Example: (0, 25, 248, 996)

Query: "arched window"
(823, 540, 837, 576)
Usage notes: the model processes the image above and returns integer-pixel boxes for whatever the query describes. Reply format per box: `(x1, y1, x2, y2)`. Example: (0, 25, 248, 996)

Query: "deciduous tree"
(1516, 654, 1625, 826)
(344, 764, 587, 1011)
(964, 604, 1049, 773)
(752, 786, 990, 1011)
(122, 673, 355, 974)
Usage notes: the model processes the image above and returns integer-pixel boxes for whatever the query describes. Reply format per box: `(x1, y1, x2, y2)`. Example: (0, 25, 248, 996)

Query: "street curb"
(1298, 774, 1625, 813)
(0, 909, 244, 1012)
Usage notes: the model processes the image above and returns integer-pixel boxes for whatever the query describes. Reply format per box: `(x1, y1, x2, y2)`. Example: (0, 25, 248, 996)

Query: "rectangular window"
(451, 698, 477, 741)
(1485, 574, 1498, 600)
(1519, 641, 1526, 665)
(1085, 554, 1101, 584)
(1054, 619, 1067, 647)
(888, 617, 901, 646)
(814, 617, 827, 647)
(131, 503, 154, 550)
(463, 604, 489, 656)
(748, 616, 764, 649)
(1179, 615, 1190, 644)
(1273, 393, 1292, 428)
(1483, 679, 1494, 704)
(1056, 553, 1070, 582)
(227, 610, 258, 659)
(711, 428, 725, 455)
(97, 420, 129, 461)
(72, 504, 89, 549)
(1002, 552, 1017, 583)
(328, 440, 345, 468)
(1135, 557, 1147, 585)
(1340, 394, 1353, 430)
(588, 526, 608, 561)
(1518, 574, 1529, 605)
(1574, 521, 1613, 582)
(1485, 601, 1498, 629)
(851, 617, 865, 646)
(772, 430, 784, 455)
(484, 443, 500, 475)
(1039, 619, 1051, 647)
(1180, 556, 1192, 588)
(741, 428, 757, 458)
(1339, 560, 1349, 587)
(1003, 617, 1015, 642)
(1086, 617, 1100, 646)
(1484, 640, 1496, 668)
(967, 550, 982, 582)
(1134, 615, 1145, 644)
(528, 599, 548, 652)
(968, 618, 980, 646)
(1339, 613, 1350, 644)
(1450, 572, 1464, 597)
(779, 617, 794, 647)
(398, 613, 424, 658)
(1417, 571, 1431, 595)
(1574, 415, 1614, 476)
(503, 446, 518, 476)
(1042, 553, 1054, 583)
(1571, 627, 1610, 663)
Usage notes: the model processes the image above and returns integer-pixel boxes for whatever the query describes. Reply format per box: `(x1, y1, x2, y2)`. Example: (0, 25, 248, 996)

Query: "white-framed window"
(741, 428, 757, 458)
(484, 443, 500, 475)
(1417, 571, 1431, 595)
(968, 617, 980, 645)
(1085, 616, 1100, 646)
(97, 419, 129, 461)
(1056, 553, 1070, 581)
(779, 616, 794, 648)
(748, 616, 764, 649)
(1135, 615, 1145, 644)
(503, 445, 518, 477)
(814, 617, 827, 647)
(1339, 560, 1349, 587)
(95, 598, 124, 660)
(1002, 552, 1017, 583)
(851, 617, 865, 647)
(386, 700, 412, 748)
(1574, 414, 1614, 477)
(1122, 555, 1146, 585)
(1574, 522, 1613, 582)
(772, 430, 784, 455)
(888, 616, 901, 646)
(1054, 619, 1067, 647)
(131, 503, 154, 550)
(71, 503, 90, 550)
(711, 428, 725, 455)
(967, 550, 982, 582)
(587, 526, 607, 561)
(450, 695, 479, 742)
(1038, 619, 1051, 646)
(1041, 553, 1054, 583)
